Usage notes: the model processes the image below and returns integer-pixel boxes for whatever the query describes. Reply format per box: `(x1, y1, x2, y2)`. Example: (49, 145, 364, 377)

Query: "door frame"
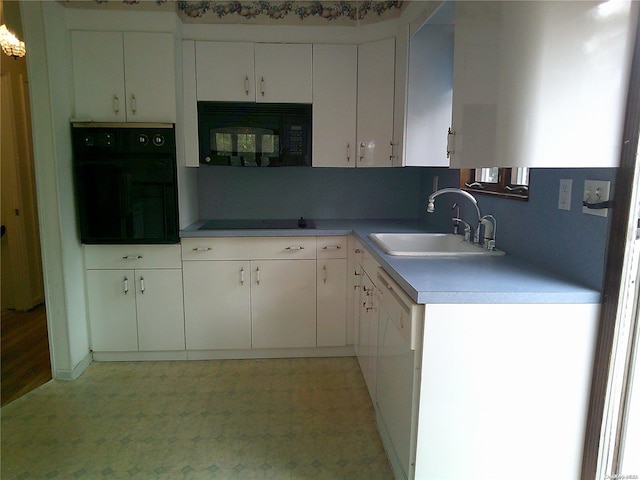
(582, 9, 640, 479)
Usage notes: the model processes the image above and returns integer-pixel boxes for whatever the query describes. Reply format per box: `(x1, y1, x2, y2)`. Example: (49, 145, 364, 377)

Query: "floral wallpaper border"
(179, 1, 404, 22)
(60, 1, 405, 25)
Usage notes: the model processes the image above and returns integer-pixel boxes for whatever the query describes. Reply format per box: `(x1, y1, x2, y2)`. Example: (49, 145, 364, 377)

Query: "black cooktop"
(199, 217, 316, 230)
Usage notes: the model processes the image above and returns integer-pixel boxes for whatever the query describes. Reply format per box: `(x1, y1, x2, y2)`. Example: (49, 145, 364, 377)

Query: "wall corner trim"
(53, 353, 93, 381)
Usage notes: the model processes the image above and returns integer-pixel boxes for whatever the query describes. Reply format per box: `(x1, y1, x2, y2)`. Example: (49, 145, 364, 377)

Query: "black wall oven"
(72, 123, 179, 244)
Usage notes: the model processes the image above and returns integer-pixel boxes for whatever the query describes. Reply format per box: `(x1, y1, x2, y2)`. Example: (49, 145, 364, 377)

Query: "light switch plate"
(558, 179, 572, 211)
(583, 180, 611, 217)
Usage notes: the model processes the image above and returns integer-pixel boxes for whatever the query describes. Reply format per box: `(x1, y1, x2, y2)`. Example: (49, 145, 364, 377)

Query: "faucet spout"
(427, 188, 482, 223)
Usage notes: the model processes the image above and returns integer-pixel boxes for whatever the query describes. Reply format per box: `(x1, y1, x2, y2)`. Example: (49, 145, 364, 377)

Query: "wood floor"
(1, 304, 52, 406)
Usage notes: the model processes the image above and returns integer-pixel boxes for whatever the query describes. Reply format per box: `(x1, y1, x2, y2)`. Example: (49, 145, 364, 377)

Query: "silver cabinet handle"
(285, 246, 304, 250)
(358, 142, 365, 162)
(346, 143, 351, 162)
(130, 94, 137, 115)
(123, 276, 129, 295)
(192, 247, 212, 252)
(322, 264, 327, 284)
(389, 140, 397, 162)
(113, 95, 120, 115)
(244, 75, 250, 96)
(140, 276, 145, 294)
(260, 76, 265, 97)
(446, 127, 455, 158)
(122, 255, 143, 260)
(322, 245, 342, 250)
(240, 267, 245, 285)
(256, 266, 260, 285)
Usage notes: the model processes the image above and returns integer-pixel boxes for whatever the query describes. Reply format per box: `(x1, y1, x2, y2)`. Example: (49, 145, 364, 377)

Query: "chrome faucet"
(427, 188, 497, 249)
(480, 214, 497, 251)
(451, 203, 460, 235)
(427, 188, 482, 242)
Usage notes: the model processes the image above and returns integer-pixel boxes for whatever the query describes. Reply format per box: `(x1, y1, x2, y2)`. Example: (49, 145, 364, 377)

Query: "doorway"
(1, 1, 51, 406)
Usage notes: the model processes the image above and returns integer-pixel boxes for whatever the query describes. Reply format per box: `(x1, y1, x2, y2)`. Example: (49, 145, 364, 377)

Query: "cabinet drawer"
(317, 236, 347, 259)
(182, 237, 317, 260)
(84, 245, 181, 270)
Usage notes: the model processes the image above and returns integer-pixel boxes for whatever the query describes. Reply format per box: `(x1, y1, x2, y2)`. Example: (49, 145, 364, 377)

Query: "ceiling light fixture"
(0, 24, 26, 58)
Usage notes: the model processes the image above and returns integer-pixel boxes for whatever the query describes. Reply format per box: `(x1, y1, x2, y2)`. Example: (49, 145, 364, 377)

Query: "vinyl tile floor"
(1, 357, 394, 479)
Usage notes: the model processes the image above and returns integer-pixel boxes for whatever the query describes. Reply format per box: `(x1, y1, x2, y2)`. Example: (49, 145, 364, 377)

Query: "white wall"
(21, 1, 91, 379)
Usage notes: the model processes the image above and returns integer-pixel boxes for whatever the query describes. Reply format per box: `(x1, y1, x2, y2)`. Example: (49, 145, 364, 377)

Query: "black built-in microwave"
(197, 102, 312, 167)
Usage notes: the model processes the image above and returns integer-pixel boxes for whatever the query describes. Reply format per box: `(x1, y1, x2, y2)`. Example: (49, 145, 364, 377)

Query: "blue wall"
(464, 168, 615, 291)
(197, 166, 613, 291)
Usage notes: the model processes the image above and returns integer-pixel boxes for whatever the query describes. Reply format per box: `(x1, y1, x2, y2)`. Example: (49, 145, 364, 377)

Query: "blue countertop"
(181, 219, 601, 305)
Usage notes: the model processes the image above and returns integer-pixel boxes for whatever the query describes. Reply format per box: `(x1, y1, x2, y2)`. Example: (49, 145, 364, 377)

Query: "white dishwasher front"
(376, 268, 423, 480)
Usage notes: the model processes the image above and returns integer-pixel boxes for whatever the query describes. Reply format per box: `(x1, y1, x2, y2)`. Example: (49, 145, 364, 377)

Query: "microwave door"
(210, 127, 276, 166)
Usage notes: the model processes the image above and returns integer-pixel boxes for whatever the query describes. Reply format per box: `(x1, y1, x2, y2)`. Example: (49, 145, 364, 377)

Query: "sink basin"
(369, 233, 505, 257)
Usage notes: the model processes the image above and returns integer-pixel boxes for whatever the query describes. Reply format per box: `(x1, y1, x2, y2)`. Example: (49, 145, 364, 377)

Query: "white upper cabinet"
(405, 2, 454, 167)
(71, 31, 124, 122)
(449, 1, 638, 168)
(71, 31, 176, 123)
(254, 43, 312, 103)
(357, 37, 396, 167)
(195, 42, 312, 103)
(312, 44, 358, 167)
(196, 42, 256, 101)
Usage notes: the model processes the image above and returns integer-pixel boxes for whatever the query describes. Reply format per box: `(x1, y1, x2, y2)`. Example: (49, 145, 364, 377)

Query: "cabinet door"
(358, 273, 378, 401)
(357, 38, 395, 167)
(448, 2, 500, 170)
(183, 261, 251, 350)
(450, 1, 636, 168)
(251, 259, 316, 348)
(135, 269, 185, 351)
(312, 44, 357, 167)
(405, 22, 453, 167)
(254, 43, 312, 103)
(317, 258, 347, 347)
(196, 41, 256, 101)
(86, 269, 138, 351)
(71, 31, 125, 122)
(124, 32, 176, 122)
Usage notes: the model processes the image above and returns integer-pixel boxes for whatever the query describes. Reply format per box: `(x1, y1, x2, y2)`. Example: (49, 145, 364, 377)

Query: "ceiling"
(58, 0, 406, 26)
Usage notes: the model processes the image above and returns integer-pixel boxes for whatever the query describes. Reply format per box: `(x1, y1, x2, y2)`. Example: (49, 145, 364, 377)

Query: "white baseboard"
(187, 346, 355, 360)
(89, 346, 355, 362)
(53, 352, 93, 381)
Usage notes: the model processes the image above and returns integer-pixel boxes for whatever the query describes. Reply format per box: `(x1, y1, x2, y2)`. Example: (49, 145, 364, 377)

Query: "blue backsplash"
(467, 168, 615, 292)
(198, 166, 613, 291)
(197, 166, 458, 223)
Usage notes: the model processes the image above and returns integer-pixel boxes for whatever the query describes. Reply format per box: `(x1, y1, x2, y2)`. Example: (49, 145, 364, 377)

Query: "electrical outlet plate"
(583, 180, 611, 217)
(558, 179, 572, 211)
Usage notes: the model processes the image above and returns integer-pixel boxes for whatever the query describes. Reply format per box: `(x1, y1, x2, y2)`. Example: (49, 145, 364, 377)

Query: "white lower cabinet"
(356, 263, 379, 401)
(183, 260, 251, 350)
(317, 236, 348, 347)
(84, 245, 184, 353)
(251, 259, 316, 348)
(86, 269, 138, 352)
(182, 236, 349, 352)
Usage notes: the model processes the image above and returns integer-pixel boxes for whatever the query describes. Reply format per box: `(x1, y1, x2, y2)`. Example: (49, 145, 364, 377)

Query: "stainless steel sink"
(369, 233, 505, 257)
